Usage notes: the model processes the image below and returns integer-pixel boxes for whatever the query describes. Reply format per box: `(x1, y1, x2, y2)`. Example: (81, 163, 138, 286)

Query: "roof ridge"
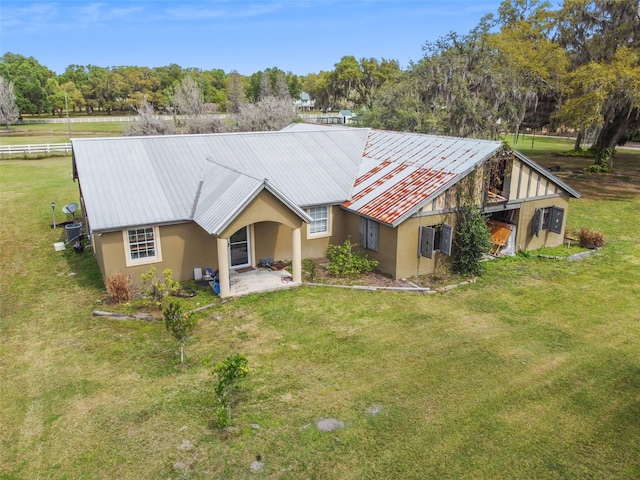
(369, 129, 502, 144)
(72, 127, 365, 143)
(205, 156, 264, 183)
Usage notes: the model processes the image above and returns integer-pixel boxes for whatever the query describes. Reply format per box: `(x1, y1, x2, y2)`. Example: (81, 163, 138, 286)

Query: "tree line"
(0, 53, 399, 117)
(1, 0, 638, 169)
(361, 0, 639, 171)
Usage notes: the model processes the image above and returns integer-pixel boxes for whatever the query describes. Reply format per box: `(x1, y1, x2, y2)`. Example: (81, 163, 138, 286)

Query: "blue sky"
(0, 1, 502, 76)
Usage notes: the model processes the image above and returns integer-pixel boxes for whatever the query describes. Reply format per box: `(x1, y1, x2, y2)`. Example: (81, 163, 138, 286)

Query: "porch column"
(216, 236, 231, 297)
(292, 226, 302, 283)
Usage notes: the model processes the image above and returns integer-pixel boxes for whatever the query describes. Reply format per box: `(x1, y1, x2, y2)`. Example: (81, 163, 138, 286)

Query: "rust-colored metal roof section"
(344, 130, 502, 225)
(355, 168, 457, 224)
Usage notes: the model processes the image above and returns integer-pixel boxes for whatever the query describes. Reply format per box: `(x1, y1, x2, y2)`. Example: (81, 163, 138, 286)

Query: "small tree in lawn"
(212, 353, 249, 428)
(163, 301, 197, 364)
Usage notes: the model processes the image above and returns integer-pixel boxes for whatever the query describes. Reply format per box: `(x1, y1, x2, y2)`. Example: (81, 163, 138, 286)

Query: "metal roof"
(345, 131, 503, 226)
(72, 129, 366, 232)
(193, 160, 311, 235)
(72, 126, 579, 234)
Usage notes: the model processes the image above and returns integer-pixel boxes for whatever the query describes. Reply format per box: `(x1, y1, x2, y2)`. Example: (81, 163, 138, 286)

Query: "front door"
(229, 226, 250, 268)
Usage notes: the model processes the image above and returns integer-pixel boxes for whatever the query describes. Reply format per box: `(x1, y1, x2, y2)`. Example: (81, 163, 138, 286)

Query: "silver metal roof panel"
(72, 127, 578, 234)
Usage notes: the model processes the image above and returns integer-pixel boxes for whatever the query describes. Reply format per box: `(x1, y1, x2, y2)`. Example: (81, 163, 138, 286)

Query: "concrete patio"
(224, 268, 300, 297)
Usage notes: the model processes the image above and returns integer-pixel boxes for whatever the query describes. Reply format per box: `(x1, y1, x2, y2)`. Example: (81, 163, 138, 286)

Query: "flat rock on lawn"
(317, 418, 345, 432)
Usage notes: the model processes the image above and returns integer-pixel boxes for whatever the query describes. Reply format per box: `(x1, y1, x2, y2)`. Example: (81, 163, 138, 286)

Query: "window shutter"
(532, 208, 542, 237)
(367, 220, 379, 252)
(359, 217, 367, 247)
(440, 223, 453, 256)
(419, 226, 427, 257)
(420, 226, 435, 258)
(549, 206, 565, 234)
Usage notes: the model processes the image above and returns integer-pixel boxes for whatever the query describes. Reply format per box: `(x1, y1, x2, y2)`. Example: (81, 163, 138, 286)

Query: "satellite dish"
(62, 202, 78, 220)
(62, 202, 78, 215)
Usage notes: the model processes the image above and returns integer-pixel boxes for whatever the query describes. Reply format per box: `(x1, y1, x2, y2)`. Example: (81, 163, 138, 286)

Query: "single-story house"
(71, 125, 580, 297)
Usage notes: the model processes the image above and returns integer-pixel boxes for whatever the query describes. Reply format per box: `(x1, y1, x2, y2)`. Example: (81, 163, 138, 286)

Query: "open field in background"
(0, 122, 128, 144)
(505, 135, 640, 202)
(1, 142, 639, 478)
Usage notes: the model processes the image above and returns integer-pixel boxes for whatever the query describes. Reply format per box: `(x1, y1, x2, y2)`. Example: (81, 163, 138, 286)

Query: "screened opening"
(486, 153, 512, 204)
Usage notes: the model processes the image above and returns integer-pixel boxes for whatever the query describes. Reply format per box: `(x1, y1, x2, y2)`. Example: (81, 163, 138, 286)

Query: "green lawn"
(1, 150, 639, 479)
(1, 122, 129, 145)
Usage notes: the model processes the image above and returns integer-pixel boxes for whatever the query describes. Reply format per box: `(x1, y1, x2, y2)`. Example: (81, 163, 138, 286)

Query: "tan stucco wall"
(302, 206, 348, 258)
(515, 195, 570, 251)
(396, 213, 456, 279)
(254, 222, 292, 262)
(252, 206, 349, 262)
(338, 211, 399, 278)
(94, 189, 312, 286)
(94, 222, 218, 287)
(219, 189, 305, 238)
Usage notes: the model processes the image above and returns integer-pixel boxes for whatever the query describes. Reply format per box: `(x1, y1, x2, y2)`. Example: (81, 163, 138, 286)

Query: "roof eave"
(513, 150, 581, 199)
(208, 180, 311, 237)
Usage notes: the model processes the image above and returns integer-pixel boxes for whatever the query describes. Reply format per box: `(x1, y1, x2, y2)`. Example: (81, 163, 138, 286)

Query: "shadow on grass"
(531, 150, 640, 202)
(60, 243, 105, 292)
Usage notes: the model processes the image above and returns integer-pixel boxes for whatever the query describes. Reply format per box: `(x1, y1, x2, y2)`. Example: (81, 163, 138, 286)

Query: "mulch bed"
(305, 258, 469, 289)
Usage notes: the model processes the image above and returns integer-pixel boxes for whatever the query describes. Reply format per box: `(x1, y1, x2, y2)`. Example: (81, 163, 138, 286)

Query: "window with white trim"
(123, 226, 162, 266)
(308, 205, 330, 237)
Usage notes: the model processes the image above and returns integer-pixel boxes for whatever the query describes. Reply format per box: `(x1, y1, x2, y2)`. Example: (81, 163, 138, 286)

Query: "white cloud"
(77, 2, 143, 24)
(0, 2, 59, 30)
(163, 1, 282, 21)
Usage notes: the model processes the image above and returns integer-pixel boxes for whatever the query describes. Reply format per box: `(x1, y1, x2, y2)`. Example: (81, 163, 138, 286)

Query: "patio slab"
(226, 268, 299, 297)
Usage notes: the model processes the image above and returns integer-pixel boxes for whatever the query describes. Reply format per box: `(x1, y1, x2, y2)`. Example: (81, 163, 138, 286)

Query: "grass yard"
(0, 122, 129, 145)
(1, 147, 639, 479)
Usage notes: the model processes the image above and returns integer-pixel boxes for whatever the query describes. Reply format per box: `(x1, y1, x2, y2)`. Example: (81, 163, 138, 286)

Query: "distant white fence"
(15, 117, 137, 124)
(12, 113, 342, 125)
(0, 143, 73, 155)
(13, 114, 233, 125)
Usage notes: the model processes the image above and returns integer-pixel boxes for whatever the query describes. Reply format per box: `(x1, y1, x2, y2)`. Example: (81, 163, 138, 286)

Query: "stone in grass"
(317, 418, 345, 432)
(250, 455, 264, 472)
(365, 404, 383, 416)
(178, 440, 193, 451)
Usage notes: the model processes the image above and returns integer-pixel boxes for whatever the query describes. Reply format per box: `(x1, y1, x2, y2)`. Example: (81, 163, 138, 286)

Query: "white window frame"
(307, 205, 331, 238)
(123, 226, 162, 267)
